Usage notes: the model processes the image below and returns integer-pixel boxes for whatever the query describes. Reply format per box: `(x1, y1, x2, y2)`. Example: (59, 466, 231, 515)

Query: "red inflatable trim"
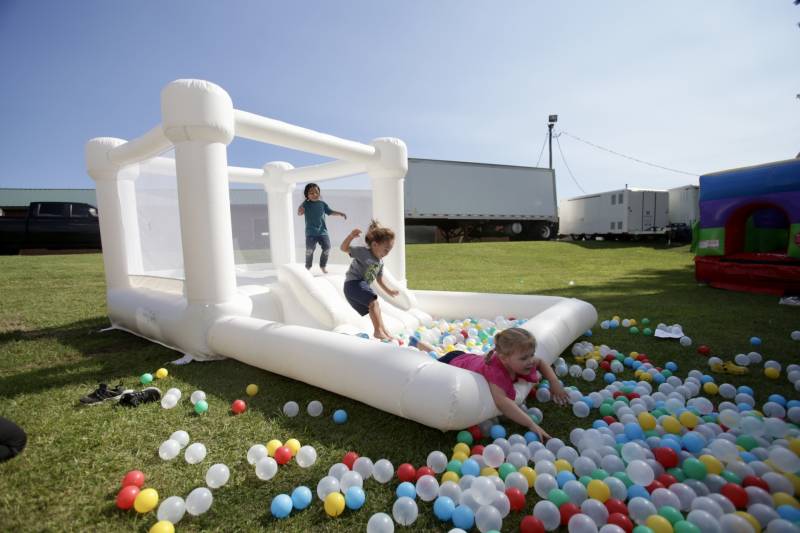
(695, 253, 800, 295)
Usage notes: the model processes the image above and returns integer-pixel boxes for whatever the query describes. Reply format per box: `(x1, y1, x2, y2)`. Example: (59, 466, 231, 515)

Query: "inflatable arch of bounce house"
(694, 158, 800, 295)
(85, 80, 597, 430)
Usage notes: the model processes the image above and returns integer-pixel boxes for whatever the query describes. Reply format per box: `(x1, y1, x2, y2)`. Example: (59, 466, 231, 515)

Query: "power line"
(559, 131, 698, 176)
(554, 133, 587, 194)
(535, 133, 548, 167)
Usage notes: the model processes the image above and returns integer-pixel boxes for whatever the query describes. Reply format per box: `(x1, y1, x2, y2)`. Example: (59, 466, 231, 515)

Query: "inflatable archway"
(85, 80, 597, 430)
(694, 158, 800, 295)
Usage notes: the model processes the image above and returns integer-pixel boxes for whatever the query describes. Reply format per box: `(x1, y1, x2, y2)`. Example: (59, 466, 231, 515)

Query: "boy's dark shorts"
(344, 280, 377, 316)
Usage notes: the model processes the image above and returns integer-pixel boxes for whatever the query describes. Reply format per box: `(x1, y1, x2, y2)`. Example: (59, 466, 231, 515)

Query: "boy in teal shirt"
(297, 183, 347, 273)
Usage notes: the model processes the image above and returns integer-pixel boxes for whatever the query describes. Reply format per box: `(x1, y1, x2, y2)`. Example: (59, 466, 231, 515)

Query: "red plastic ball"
(653, 447, 679, 469)
(608, 512, 633, 533)
(602, 415, 617, 425)
(397, 463, 416, 482)
(742, 475, 769, 492)
(506, 487, 526, 512)
(471, 445, 485, 456)
(274, 446, 292, 465)
(560, 503, 580, 526)
(600, 361, 611, 371)
(116, 485, 140, 510)
(468, 425, 482, 441)
(613, 391, 624, 399)
(657, 473, 678, 487)
(604, 499, 627, 515)
(343, 451, 359, 469)
(646, 480, 665, 493)
(231, 399, 247, 414)
(520, 515, 546, 533)
(121, 470, 145, 488)
(415, 466, 435, 481)
(697, 345, 710, 356)
(721, 483, 748, 508)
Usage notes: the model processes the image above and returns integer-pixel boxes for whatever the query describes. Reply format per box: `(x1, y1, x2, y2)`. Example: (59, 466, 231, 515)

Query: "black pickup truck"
(0, 202, 101, 254)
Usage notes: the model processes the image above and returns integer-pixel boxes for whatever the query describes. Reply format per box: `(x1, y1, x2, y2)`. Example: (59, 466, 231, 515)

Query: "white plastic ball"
(306, 400, 323, 416)
(533, 499, 561, 531)
(339, 470, 364, 493)
(295, 445, 317, 468)
(205, 463, 230, 489)
(157, 495, 186, 524)
(373, 459, 394, 484)
(282, 401, 299, 417)
(184, 442, 207, 464)
(185, 487, 213, 516)
(247, 444, 267, 465)
(316, 475, 340, 500)
(255, 456, 278, 481)
(189, 390, 206, 405)
(392, 496, 418, 526)
(475, 504, 503, 533)
(427, 450, 449, 474)
(483, 444, 505, 468)
(169, 430, 189, 448)
(159, 439, 181, 461)
(416, 475, 440, 502)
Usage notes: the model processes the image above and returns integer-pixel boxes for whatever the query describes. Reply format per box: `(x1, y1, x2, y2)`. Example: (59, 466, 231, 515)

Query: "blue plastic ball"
(332, 409, 348, 424)
(557, 471, 577, 487)
(345, 486, 366, 510)
(768, 394, 787, 407)
(452, 504, 475, 530)
(604, 373, 617, 384)
(627, 484, 650, 500)
(681, 431, 706, 453)
(585, 329, 593, 337)
(700, 374, 713, 384)
(291, 486, 312, 510)
(524, 431, 540, 443)
(777, 505, 800, 522)
(593, 420, 609, 429)
(490, 424, 507, 440)
(749, 336, 761, 346)
(271, 493, 293, 518)
(396, 481, 416, 499)
(624, 423, 645, 441)
(665, 362, 678, 372)
(737, 385, 754, 396)
(609, 320, 619, 329)
(460, 458, 480, 477)
(433, 496, 456, 521)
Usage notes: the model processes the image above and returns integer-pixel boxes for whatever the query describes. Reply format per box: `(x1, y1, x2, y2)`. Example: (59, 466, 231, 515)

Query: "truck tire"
(531, 222, 553, 240)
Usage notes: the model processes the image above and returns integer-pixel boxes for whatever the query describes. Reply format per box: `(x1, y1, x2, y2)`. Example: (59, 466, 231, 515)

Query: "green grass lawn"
(0, 242, 797, 532)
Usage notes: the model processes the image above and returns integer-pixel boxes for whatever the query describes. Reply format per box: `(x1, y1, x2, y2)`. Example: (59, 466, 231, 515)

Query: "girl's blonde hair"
(365, 220, 395, 246)
(487, 327, 536, 362)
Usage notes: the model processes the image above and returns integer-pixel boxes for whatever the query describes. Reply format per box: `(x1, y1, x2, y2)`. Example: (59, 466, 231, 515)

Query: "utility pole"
(548, 115, 558, 169)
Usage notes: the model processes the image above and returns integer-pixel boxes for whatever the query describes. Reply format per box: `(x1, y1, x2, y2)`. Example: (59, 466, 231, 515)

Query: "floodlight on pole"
(547, 115, 558, 169)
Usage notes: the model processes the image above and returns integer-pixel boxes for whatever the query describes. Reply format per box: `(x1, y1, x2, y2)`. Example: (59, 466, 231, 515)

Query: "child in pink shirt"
(438, 327, 568, 441)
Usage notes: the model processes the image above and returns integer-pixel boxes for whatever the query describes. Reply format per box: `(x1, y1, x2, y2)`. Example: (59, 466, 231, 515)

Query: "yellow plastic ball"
(787, 473, 800, 495)
(629, 319, 637, 326)
(519, 466, 536, 487)
(453, 443, 471, 456)
(441, 471, 460, 484)
(149, 520, 175, 533)
(703, 382, 718, 395)
(480, 467, 499, 477)
(765, 367, 780, 379)
(662, 416, 681, 434)
(773, 492, 799, 508)
(266, 439, 283, 457)
(699, 454, 723, 475)
(735, 511, 761, 533)
(638, 412, 657, 431)
(587, 479, 611, 502)
(155, 368, 168, 379)
(246, 384, 259, 396)
(555, 459, 573, 473)
(284, 438, 301, 456)
(789, 439, 800, 457)
(629, 351, 639, 358)
(679, 411, 699, 429)
(324, 492, 345, 517)
(646, 514, 674, 533)
(452, 451, 468, 463)
(134, 488, 159, 513)
(612, 315, 620, 322)
(640, 373, 652, 383)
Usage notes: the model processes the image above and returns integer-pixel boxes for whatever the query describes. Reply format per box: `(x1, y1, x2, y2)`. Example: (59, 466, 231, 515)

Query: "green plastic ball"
(547, 488, 570, 507)
(140, 373, 153, 385)
(682, 458, 708, 480)
(673, 520, 701, 533)
(658, 505, 683, 524)
(194, 399, 208, 414)
(498, 463, 517, 480)
(456, 430, 473, 446)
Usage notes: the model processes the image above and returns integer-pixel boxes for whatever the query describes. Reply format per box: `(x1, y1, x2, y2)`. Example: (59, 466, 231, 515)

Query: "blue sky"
(0, 1, 797, 199)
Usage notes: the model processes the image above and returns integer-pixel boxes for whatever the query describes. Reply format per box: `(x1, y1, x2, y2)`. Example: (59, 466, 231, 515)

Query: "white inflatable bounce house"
(86, 79, 597, 431)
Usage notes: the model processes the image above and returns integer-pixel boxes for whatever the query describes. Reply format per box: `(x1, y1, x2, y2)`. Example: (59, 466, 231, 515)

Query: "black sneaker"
(79, 383, 129, 406)
(118, 387, 162, 407)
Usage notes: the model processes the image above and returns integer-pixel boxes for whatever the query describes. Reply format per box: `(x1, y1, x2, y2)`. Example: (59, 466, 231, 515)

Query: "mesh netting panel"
(135, 156, 185, 279)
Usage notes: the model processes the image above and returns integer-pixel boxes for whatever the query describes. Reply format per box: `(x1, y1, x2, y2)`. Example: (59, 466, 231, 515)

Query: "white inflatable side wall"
(87, 79, 597, 431)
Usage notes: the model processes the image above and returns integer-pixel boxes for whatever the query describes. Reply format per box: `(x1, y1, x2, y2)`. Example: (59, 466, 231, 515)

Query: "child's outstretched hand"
(551, 384, 570, 406)
(385, 288, 399, 297)
(349, 228, 362, 238)
(530, 423, 551, 442)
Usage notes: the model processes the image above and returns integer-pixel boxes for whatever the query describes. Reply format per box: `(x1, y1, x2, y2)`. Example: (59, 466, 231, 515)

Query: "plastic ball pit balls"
(149, 521, 174, 533)
(266, 439, 283, 457)
(121, 470, 145, 488)
(750, 336, 761, 346)
(345, 486, 366, 510)
(332, 409, 348, 424)
(559, 502, 580, 526)
(291, 486, 313, 510)
(520, 515, 546, 533)
(608, 512, 634, 533)
(230, 399, 246, 414)
(433, 496, 456, 521)
(274, 446, 292, 465)
(194, 399, 208, 414)
(506, 487, 526, 511)
(271, 493, 293, 518)
(415, 466, 435, 481)
(343, 451, 359, 469)
(134, 488, 159, 513)
(765, 367, 780, 379)
(245, 384, 258, 396)
(155, 368, 168, 379)
(457, 430, 473, 445)
(324, 492, 346, 517)
(721, 483, 748, 508)
(397, 463, 416, 482)
(116, 485, 140, 510)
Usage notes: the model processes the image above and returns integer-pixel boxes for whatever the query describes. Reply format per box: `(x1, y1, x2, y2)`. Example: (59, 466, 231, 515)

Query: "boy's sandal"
(721, 361, 748, 375)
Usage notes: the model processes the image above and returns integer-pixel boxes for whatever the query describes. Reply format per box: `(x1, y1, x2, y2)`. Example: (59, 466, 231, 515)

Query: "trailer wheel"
(531, 222, 552, 240)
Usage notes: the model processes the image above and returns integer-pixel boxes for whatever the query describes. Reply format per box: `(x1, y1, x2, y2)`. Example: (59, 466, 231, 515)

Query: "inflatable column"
(85, 138, 143, 291)
(161, 80, 239, 306)
(263, 162, 296, 267)
(368, 138, 408, 284)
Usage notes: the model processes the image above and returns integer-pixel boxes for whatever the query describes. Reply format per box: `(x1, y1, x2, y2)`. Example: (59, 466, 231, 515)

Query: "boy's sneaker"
(118, 387, 162, 407)
(79, 383, 129, 406)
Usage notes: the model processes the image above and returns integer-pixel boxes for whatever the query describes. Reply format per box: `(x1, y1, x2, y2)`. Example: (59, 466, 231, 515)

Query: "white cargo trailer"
(404, 158, 558, 241)
(558, 188, 669, 239)
(667, 185, 700, 226)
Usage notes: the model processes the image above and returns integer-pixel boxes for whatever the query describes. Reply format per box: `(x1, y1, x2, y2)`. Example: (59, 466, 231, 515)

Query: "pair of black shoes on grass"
(79, 382, 161, 407)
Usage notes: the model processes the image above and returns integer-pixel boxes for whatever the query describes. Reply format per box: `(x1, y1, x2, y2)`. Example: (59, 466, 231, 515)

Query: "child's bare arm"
(376, 276, 399, 297)
(535, 359, 569, 405)
(331, 210, 347, 219)
(340, 228, 361, 253)
(297, 205, 305, 216)
(489, 383, 551, 441)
